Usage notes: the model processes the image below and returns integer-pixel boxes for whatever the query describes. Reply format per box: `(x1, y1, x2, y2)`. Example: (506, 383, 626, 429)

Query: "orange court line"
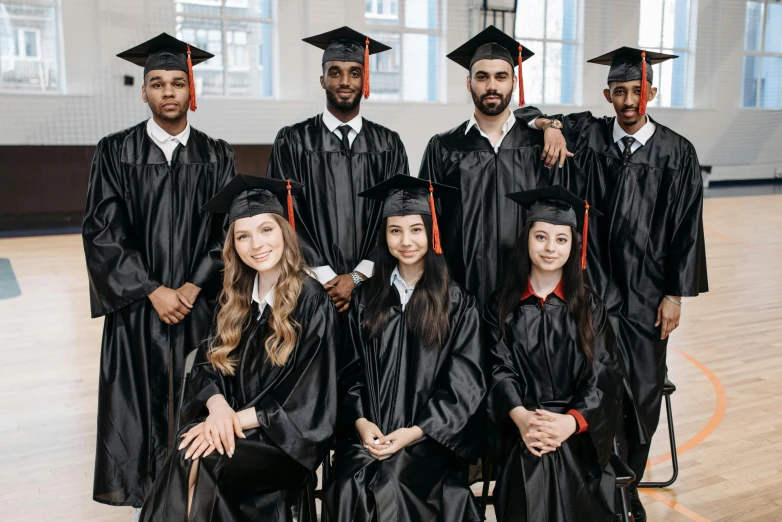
(640, 489, 711, 522)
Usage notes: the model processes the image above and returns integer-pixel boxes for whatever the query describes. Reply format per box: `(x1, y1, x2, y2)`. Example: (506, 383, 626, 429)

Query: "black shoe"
(630, 488, 646, 522)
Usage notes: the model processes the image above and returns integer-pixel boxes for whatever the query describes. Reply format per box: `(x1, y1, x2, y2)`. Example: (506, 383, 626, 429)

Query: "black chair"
(612, 448, 637, 522)
(638, 376, 678, 488)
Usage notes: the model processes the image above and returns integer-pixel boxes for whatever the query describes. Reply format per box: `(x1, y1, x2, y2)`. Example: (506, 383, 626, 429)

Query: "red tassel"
(639, 50, 648, 116)
(428, 180, 442, 255)
(286, 179, 296, 231)
(518, 45, 525, 107)
(362, 37, 371, 99)
(581, 201, 589, 270)
(187, 44, 197, 112)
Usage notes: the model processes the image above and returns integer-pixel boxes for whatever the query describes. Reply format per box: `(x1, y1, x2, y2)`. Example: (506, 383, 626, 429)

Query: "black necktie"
(621, 136, 636, 163)
(338, 126, 351, 153)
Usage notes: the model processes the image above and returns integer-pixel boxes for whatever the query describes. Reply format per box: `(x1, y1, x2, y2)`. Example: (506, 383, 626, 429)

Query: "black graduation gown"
(82, 121, 235, 506)
(139, 277, 338, 522)
(485, 291, 623, 522)
(267, 115, 409, 275)
(515, 107, 709, 445)
(418, 120, 568, 305)
(324, 281, 486, 522)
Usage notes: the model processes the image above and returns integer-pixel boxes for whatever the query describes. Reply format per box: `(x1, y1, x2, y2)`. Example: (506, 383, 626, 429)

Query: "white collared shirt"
(251, 274, 275, 319)
(465, 111, 516, 153)
(310, 109, 373, 285)
(322, 108, 363, 148)
(613, 115, 656, 154)
(146, 117, 191, 165)
(390, 266, 416, 311)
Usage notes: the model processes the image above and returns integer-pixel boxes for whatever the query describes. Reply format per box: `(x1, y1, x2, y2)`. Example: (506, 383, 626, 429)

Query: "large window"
(638, 0, 695, 108)
(175, 0, 274, 97)
(743, 0, 782, 108)
(0, 1, 62, 92)
(514, 0, 582, 105)
(365, 0, 443, 102)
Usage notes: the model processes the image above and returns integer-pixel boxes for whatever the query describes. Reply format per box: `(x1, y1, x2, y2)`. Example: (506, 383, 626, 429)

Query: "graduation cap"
(506, 185, 603, 270)
(588, 46, 677, 115)
(446, 25, 535, 106)
(201, 174, 304, 230)
(358, 174, 457, 255)
(117, 33, 214, 112)
(303, 26, 392, 99)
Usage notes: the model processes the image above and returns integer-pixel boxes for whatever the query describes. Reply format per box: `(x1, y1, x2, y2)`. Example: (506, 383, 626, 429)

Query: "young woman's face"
(386, 215, 428, 268)
(528, 221, 572, 272)
(233, 213, 285, 275)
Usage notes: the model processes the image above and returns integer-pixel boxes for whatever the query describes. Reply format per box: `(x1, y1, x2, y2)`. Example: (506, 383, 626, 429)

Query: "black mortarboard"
(117, 32, 213, 112)
(447, 25, 534, 106)
(358, 174, 457, 254)
(303, 26, 391, 99)
(201, 174, 304, 229)
(506, 185, 603, 269)
(588, 47, 677, 115)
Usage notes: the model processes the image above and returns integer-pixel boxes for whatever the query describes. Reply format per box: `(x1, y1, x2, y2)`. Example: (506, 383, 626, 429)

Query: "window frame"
(742, 0, 782, 109)
(364, 0, 445, 103)
(174, 0, 276, 98)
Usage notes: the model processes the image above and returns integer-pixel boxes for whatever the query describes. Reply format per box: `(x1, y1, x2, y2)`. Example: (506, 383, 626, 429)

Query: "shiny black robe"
(267, 115, 409, 275)
(515, 107, 709, 449)
(324, 281, 486, 522)
(82, 121, 235, 506)
(485, 291, 623, 522)
(418, 120, 568, 305)
(140, 277, 337, 521)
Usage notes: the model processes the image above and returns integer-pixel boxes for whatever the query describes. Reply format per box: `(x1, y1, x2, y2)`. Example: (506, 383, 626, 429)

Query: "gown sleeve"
(566, 299, 624, 470)
(253, 288, 338, 470)
(664, 144, 708, 296)
(514, 106, 598, 151)
(82, 137, 162, 318)
(179, 339, 227, 426)
(415, 295, 486, 459)
(483, 298, 526, 429)
(187, 141, 236, 294)
(417, 135, 444, 184)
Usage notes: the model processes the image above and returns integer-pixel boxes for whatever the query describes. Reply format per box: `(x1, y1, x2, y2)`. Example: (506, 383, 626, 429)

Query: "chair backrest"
(175, 348, 200, 434)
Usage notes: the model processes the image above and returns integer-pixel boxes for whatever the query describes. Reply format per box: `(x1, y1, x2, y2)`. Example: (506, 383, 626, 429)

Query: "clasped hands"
(355, 418, 423, 461)
(148, 282, 201, 325)
(325, 272, 366, 313)
(179, 395, 257, 460)
(509, 407, 577, 458)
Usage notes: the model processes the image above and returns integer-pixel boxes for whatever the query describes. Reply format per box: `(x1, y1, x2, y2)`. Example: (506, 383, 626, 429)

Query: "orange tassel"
(428, 180, 442, 255)
(362, 37, 371, 99)
(639, 50, 648, 116)
(187, 44, 197, 112)
(286, 179, 296, 231)
(581, 201, 589, 270)
(518, 45, 525, 107)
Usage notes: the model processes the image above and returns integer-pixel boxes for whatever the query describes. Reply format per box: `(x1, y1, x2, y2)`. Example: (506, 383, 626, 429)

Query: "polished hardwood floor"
(1, 193, 781, 522)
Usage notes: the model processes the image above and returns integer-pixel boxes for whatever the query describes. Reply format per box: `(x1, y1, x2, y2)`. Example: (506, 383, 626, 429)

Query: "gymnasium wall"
(1, 0, 781, 228)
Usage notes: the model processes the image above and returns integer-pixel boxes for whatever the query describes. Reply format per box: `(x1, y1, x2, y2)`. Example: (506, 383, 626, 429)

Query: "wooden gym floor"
(1, 193, 781, 522)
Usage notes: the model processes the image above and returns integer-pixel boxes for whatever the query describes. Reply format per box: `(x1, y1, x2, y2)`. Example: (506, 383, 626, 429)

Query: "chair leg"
(639, 394, 678, 488)
(480, 458, 492, 517)
(618, 485, 635, 522)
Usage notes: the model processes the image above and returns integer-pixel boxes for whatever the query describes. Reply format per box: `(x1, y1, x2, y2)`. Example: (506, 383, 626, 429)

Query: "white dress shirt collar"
(612, 115, 656, 153)
(146, 117, 191, 164)
(390, 266, 416, 311)
(465, 110, 516, 152)
(251, 274, 276, 318)
(322, 108, 363, 135)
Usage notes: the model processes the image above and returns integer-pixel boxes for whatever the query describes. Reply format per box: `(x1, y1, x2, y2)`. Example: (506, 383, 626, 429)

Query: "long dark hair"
(496, 223, 595, 362)
(363, 215, 451, 349)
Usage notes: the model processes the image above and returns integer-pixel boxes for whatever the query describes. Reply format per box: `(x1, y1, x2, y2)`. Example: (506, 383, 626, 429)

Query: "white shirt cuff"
(528, 117, 539, 129)
(310, 265, 339, 285)
(353, 260, 375, 279)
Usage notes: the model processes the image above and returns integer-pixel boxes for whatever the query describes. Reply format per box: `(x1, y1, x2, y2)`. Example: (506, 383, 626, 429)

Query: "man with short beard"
(517, 47, 708, 521)
(267, 27, 408, 311)
(82, 33, 235, 518)
(419, 26, 568, 305)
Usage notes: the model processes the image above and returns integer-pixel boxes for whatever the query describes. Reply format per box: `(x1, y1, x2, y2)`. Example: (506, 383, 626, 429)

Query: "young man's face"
(142, 69, 190, 122)
(321, 61, 363, 112)
(467, 59, 516, 116)
(603, 80, 657, 127)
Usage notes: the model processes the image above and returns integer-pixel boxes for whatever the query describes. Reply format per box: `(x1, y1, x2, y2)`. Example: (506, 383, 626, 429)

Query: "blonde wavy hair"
(208, 213, 307, 375)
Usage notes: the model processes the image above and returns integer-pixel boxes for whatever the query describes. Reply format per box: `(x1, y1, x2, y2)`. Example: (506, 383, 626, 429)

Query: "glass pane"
(765, 1, 782, 52)
(660, 0, 676, 49)
(544, 41, 563, 104)
(175, 0, 222, 17)
(672, 0, 690, 49)
(225, 0, 272, 18)
(639, 0, 664, 48)
(521, 41, 544, 104)
(561, 0, 578, 41)
(406, 0, 437, 30)
(515, 0, 545, 40)
(401, 32, 438, 101)
(545, 0, 564, 40)
(760, 56, 781, 108)
(669, 50, 687, 106)
(368, 32, 402, 100)
(742, 55, 759, 107)
(560, 42, 576, 104)
(366, 0, 400, 26)
(0, 3, 60, 92)
(745, 1, 764, 51)
(177, 16, 223, 95)
(225, 19, 271, 97)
